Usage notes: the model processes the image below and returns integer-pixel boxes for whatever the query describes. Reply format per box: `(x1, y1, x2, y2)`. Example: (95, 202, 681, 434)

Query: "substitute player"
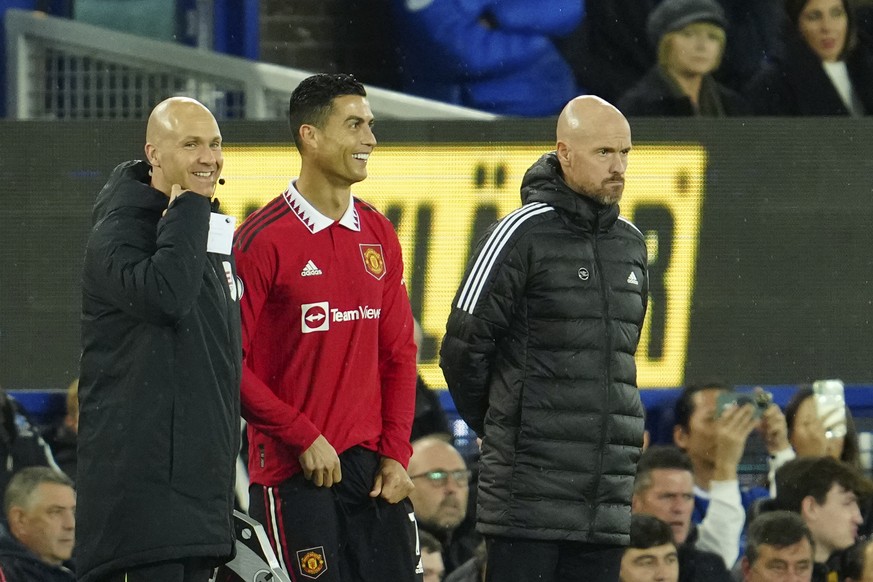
(234, 73, 421, 582)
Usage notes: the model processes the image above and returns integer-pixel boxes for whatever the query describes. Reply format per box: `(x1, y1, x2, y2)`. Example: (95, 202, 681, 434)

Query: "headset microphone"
(218, 178, 226, 185)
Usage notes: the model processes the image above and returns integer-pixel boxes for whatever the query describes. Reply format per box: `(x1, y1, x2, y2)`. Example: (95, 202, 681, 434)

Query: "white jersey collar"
(282, 179, 361, 233)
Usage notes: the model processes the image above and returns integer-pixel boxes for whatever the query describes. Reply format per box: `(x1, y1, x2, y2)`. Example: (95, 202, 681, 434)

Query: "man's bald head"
(556, 96, 625, 143)
(555, 96, 632, 206)
(408, 437, 470, 532)
(146, 97, 212, 144)
(144, 97, 223, 197)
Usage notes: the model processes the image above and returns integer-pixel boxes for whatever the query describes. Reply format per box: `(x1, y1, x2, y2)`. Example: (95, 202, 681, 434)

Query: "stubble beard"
(581, 183, 623, 206)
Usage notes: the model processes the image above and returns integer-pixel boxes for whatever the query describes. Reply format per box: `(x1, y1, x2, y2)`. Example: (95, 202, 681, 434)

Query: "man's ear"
(555, 140, 570, 165)
(801, 495, 818, 521)
(299, 124, 318, 151)
(144, 143, 159, 167)
(673, 424, 688, 449)
(7, 506, 25, 536)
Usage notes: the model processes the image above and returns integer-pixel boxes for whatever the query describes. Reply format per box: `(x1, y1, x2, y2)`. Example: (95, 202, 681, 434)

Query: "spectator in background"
(445, 541, 486, 582)
(0, 388, 59, 517)
(620, 514, 680, 582)
(420, 530, 446, 582)
(671, 384, 767, 562)
(619, 0, 750, 116)
(773, 456, 873, 580)
(780, 385, 873, 539)
(740, 510, 814, 582)
(557, 0, 657, 105)
(784, 385, 861, 470)
(412, 319, 451, 442)
(408, 437, 481, 576)
(0, 467, 75, 582)
(710, 0, 788, 93)
(392, 0, 583, 116)
(45, 379, 78, 483)
(632, 446, 735, 577)
(745, 0, 873, 115)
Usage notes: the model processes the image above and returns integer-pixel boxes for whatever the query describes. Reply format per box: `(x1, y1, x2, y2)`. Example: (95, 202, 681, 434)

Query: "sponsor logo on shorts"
(297, 546, 327, 579)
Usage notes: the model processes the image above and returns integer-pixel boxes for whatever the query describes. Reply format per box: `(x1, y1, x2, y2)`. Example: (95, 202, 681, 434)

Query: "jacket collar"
(92, 160, 223, 224)
(91, 160, 165, 224)
(283, 179, 360, 234)
(520, 152, 619, 232)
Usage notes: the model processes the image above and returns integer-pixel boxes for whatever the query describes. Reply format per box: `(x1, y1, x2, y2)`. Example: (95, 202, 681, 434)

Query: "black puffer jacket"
(440, 152, 648, 544)
(77, 161, 242, 581)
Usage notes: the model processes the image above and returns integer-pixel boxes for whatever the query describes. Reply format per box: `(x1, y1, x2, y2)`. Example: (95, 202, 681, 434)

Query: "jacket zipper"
(209, 255, 241, 382)
(589, 215, 613, 538)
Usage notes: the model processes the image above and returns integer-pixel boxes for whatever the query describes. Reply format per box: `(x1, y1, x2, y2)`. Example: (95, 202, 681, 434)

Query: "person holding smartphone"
(784, 383, 860, 470)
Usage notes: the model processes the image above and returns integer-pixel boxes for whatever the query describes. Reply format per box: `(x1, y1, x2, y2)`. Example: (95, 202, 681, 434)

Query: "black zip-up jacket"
(440, 152, 648, 544)
(0, 526, 75, 582)
(77, 161, 242, 581)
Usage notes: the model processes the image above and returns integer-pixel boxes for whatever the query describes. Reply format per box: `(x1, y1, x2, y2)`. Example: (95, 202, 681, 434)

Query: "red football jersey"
(234, 180, 417, 486)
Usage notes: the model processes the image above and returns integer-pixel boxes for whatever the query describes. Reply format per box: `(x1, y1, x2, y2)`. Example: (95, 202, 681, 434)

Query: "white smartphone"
(812, 379, 847, 440)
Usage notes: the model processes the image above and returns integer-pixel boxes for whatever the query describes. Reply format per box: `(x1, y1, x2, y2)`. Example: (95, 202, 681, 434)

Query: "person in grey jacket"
(77, 97, 241, 582)
(440, 95, 648, 582)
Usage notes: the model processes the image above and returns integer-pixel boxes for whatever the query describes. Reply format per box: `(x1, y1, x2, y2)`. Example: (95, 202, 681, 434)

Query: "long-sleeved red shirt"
(234, 180, 417, 486)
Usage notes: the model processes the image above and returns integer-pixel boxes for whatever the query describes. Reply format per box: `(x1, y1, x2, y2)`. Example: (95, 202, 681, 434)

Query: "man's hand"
(299, 435, 342, 487)
(369, 457, 414, 504)
(162, 184, 184, 216)
(713, 402, 758, 481)
(760, 403, 791, 454)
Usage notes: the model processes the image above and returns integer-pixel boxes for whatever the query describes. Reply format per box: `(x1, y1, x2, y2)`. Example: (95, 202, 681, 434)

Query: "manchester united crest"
(359, 244, 386, 280)
(297, 546, 327, 579)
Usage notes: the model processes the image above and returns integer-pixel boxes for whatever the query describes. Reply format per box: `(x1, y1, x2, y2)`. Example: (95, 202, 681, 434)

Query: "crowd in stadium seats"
(4, 2, 873, 580)
(0, 376, 869, 581)
(393, 0, 873, 117)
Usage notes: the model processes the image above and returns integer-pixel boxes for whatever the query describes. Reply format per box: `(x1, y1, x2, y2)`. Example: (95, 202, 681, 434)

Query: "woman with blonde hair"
(619, 0, 749, 116)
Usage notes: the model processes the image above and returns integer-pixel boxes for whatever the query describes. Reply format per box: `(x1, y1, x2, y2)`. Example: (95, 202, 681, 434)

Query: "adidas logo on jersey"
(301, 260, 323, 277)
(627, 271, 639, 285)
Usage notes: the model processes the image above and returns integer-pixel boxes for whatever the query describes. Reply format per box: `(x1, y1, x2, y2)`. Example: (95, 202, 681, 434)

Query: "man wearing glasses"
(408, 437, 482, 578)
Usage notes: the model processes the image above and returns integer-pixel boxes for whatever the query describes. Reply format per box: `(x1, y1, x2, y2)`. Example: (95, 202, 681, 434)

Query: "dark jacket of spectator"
(745, 30, 873, 115)
(45, 425, 76, 485)
(0, 525, 75, 581)
(441, 152, 648, 544)
(445, 556, 483, 582)
(0, 392, 57, 514)
(410, 375, 450, 442)
(77, 160, 242, 581)
(712, 0, 788, 92)
(392, 0, 582, 116)
(678, 528, 733, 582)
(557, 0, 657, 104)
(619, 67, 750, 116)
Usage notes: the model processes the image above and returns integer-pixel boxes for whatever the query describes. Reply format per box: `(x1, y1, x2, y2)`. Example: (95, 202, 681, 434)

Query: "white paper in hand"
(207, 212, 236, 255)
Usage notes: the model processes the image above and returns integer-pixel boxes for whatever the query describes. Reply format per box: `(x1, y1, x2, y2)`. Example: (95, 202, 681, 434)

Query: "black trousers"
(249, 446, 422, 582)
(97, 558, 214, 582)
(485, 536, 624, 582)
